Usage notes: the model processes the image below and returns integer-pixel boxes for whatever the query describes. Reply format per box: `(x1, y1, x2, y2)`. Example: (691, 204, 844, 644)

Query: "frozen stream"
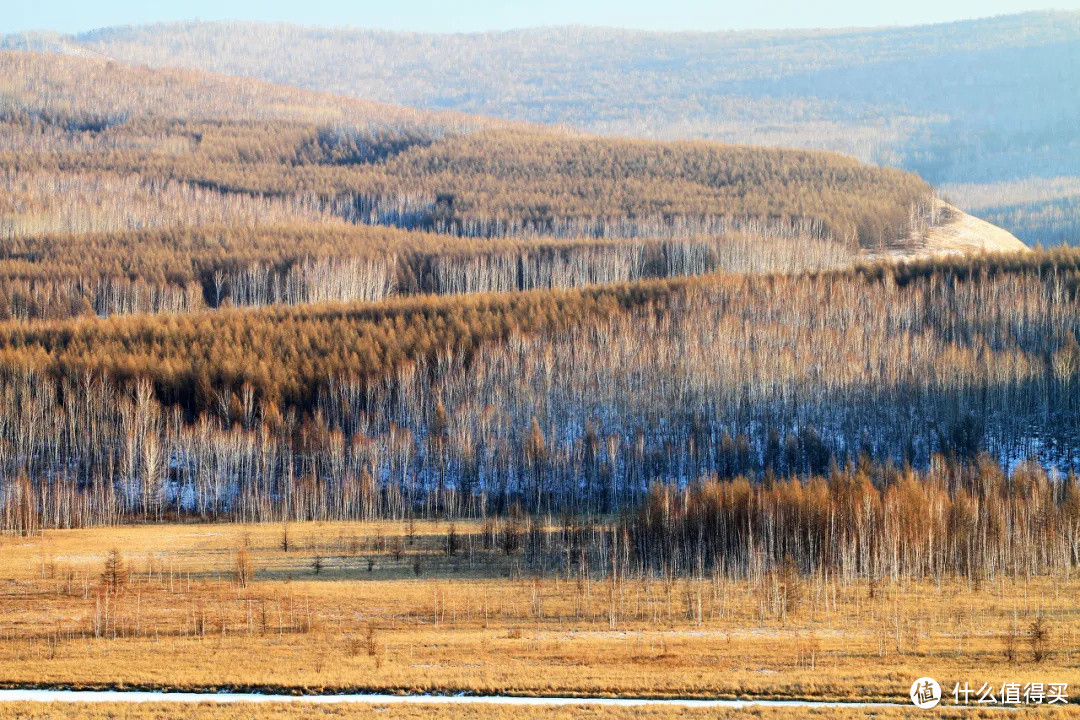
(0, 688, 914, 708)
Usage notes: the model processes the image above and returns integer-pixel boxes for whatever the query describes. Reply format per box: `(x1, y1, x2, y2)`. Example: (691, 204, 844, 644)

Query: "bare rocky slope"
(870, 201, 1030, 262)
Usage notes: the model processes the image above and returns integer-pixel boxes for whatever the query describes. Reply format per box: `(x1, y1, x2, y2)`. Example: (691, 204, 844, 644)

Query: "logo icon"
(911, 677, 942, 709)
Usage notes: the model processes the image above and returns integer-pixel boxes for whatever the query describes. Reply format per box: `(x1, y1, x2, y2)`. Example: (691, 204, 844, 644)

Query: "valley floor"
(0, 520, 1076, 715)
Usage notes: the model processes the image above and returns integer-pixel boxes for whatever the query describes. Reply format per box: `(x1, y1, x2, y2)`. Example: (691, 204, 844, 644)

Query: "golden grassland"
(2, 703, 1078, 720)
(0, 521, 1077, 705)
(4, 705, 1080, 720)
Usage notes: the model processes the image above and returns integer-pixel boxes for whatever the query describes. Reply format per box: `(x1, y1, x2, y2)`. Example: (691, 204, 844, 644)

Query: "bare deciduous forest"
(0, 31, 1076, 710)
(1, 252, 1080, 565)
(0, 48, 1071, 569)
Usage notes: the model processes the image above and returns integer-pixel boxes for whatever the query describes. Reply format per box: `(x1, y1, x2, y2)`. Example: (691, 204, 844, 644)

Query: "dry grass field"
(0, 520, 1076, 711)
(917, 203, 1030, 255)
(865, 200, 1030, 262)
(3, 702, 1080, 720)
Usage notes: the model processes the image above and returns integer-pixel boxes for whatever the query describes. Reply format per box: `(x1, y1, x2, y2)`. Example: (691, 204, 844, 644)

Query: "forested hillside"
(10, 12, 1077, 245)
(1, 53, 930, 245)
(0, 222, 857, 319)
(0, 251, 1077, 528)
(0, 51, 933, 319)
(0, 47, 1056, 543)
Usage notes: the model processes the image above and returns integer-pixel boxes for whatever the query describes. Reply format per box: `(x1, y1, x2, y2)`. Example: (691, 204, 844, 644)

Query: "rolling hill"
(6, 12, 1078, 245)
(0, 49, 943, 324)
(0, 50, 928, 240)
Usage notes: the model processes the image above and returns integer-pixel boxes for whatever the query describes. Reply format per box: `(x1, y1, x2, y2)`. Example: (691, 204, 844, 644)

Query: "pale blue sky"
(4, 0, 1076, 35)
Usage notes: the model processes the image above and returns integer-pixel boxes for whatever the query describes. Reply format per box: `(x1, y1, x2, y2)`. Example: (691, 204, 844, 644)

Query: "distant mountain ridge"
(4, 11, 1079, 245)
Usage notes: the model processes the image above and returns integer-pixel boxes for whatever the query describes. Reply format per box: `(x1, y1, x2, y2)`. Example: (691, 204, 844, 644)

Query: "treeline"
(625, 458, 1080, 582)
(0, 171, 345, 239)
(0, 249, 1067, 417)
(361, 130, 931, 248)
(0, 222, 851, 319)
(2, 382, 1079, 586)
(0, 252, 1075, 532)
(3, 121, 930, 248)
(0, 283, 650, 410)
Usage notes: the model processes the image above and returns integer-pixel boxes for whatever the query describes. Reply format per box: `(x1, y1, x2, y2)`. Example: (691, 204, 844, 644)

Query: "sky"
(4, 0, 1077, 35)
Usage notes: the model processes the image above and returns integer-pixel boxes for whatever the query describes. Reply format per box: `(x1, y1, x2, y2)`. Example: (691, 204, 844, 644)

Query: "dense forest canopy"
(0, 219, 854, 319)
(0, 52, 932, 248)
(0, 249, 1068, 415)
(0, 252, 1078, 533)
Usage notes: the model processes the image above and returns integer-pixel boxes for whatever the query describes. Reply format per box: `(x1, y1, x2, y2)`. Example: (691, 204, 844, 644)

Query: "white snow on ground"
(0, 689, 910, 708)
